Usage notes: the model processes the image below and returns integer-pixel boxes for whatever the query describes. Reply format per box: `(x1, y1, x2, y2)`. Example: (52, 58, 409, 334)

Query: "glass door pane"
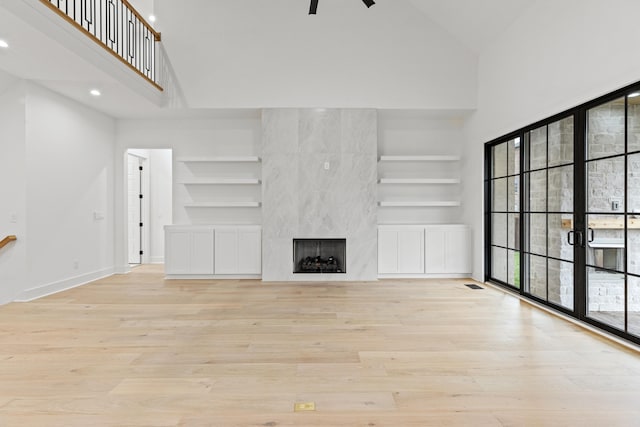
(489, 138, 521, 287)
(585, 98, 627, 330)
(523, 117, 575, 310)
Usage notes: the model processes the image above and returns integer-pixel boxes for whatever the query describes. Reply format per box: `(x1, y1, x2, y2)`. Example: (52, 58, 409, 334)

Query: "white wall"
(148, 149, 172, 263)
(0, 79, 27, 304)
(21, 83, 116, 299)
(155, 0, 477, 109)
(464, 0, 640, 281)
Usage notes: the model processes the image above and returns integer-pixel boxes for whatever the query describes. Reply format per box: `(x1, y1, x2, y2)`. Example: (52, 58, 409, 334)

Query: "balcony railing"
(39, 0, 163, 90)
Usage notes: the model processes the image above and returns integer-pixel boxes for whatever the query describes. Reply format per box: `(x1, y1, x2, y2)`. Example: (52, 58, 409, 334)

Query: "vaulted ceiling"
(405, 0, 533, 52)
(0, 0, 537, 116)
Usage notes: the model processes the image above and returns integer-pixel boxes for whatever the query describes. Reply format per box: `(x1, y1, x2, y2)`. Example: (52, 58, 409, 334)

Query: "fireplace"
(293, 238, 346, 274)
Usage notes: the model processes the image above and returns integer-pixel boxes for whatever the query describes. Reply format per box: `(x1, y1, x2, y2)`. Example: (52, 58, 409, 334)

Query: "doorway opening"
(127, 149, 173, 266)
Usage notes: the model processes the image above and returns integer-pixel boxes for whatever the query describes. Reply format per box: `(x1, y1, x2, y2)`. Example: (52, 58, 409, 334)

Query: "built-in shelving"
(378, 201, 461, 207)
(379, 155, 460, 162)
(377, 111, 466, 224)
(179, 178, 261, 185)
(378, 178, 460, 184)
(184, 202, 262, 208)
(176, 154, 263, 224)
(176, 156, 261, 163)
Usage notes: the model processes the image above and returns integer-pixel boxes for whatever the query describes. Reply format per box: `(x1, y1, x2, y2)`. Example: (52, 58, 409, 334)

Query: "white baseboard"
(114, 264, 130, 274)
(165, 274, 261, 280)
(150, 256, 164, 264)
(17, 267, 115, 302)
(377, 273, 472, 279)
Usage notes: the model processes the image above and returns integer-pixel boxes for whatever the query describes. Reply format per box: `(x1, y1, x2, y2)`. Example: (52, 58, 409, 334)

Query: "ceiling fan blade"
(309, 0, 318, 14)
(309, 0, 374, 15)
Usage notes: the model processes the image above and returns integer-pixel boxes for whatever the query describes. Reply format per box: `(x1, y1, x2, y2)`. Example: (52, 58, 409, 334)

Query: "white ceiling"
(0, 0, 536, 117)
(406, 0, 534, 52)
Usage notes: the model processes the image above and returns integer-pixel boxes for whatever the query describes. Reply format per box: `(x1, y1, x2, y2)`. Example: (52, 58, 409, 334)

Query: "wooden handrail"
(0, 235, 17, 250)
(120, 0, 161, 41)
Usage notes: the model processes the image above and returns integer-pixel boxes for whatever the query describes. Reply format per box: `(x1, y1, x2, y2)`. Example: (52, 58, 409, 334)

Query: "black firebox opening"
(293, 238, 346, 274)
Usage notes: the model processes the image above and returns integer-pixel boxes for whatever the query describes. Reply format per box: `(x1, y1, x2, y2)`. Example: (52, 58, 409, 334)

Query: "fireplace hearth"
(293, 238, 346, 274)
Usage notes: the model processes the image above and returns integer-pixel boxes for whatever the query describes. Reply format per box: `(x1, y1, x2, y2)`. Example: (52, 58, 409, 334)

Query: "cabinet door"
(215, 229, 238, 274)
(444, 227, 471, 273)
(165, 230, 190, 274)
(238, 229, 261, 274)
(425, 227, 446, 273)
(190, 230, 214, 274)
(378, 229, 399, 273)
(398, 229, 424, 273)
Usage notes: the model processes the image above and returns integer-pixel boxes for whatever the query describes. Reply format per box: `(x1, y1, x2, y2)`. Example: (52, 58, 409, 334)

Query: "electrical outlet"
(324, 162, 330, 170)
(73, 260, 79, 269)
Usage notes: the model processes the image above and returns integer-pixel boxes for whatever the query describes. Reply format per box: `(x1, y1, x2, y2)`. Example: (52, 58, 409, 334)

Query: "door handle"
(567, 230, 585, 247)
(588, 227, 595, 243)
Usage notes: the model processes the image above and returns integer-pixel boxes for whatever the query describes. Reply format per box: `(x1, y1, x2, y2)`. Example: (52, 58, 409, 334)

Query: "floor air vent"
(465, 284, 484, 290)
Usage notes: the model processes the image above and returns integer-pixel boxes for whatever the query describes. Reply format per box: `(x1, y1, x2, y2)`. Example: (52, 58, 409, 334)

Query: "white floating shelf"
(379, 155, 460, 162)
(184, 202, 262, 208)
(378, 178, 460, 184)
(378, 201, 461, 207)
(180, 178, 261, 185)
(177, 156, 261, 163)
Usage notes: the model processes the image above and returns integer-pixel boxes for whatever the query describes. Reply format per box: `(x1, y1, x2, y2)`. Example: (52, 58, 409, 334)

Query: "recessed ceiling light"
(148, 15, 156, 23)
(315, 108, 327, 113)
(90, 89, 101, 96)
(629, 92, 640, 98)
(0, 40, 8, 48)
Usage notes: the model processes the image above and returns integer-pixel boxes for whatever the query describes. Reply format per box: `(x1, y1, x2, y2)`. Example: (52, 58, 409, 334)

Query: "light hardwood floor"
(1, 265, 640, 426)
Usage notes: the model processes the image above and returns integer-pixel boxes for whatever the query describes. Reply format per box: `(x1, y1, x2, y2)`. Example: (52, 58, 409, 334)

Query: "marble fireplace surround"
(261, 109, 378, 281)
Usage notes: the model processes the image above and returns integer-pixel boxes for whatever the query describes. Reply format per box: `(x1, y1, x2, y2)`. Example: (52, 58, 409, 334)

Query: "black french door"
(486, 83, 640, 345)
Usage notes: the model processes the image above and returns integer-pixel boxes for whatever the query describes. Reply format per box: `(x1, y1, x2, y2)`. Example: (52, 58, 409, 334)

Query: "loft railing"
(39, 0, 163, 91)
(0, 235, 17, 251)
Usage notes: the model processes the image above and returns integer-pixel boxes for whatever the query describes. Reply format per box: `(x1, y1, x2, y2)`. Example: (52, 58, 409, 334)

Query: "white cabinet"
(425, 225, 471, 274)
(165, 225, 261, 277)
(190, 229, 215, 274)
(378, 224, 471, 277)
(238, 229, 262, 274)
(443, 226, 471, 274)
(214, 228, 262, 275)
(214, 229, 238, 274)
(424, 227, 446, 273)
(165, 229, 190, 274)
(378, 229, 399, 274)
(378, 227, 424, 274)
(164, 227, 214, 275)
(398, 229, 425, 273)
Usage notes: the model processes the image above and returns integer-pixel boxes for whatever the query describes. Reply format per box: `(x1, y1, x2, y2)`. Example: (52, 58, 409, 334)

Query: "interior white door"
(127, 154, 142, 264)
